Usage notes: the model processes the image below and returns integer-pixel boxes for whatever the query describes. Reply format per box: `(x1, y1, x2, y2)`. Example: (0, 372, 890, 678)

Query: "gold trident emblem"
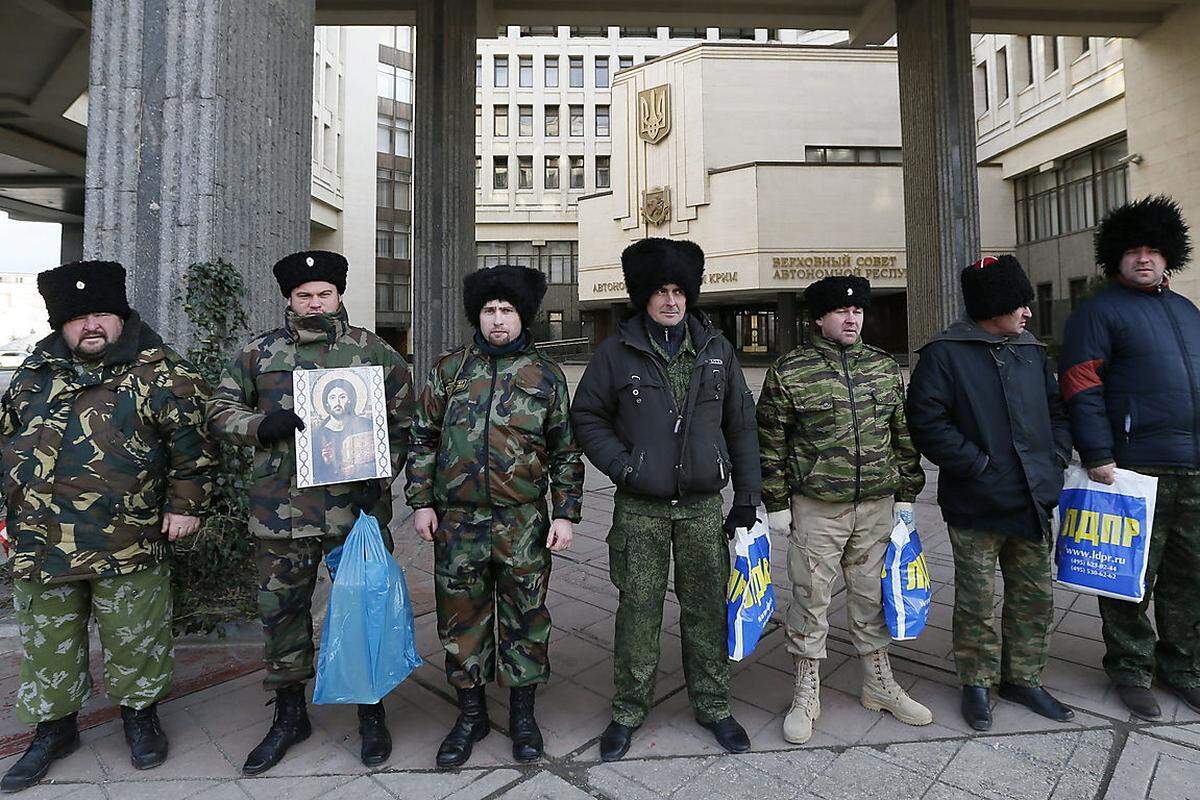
(637, 85, 671, 144)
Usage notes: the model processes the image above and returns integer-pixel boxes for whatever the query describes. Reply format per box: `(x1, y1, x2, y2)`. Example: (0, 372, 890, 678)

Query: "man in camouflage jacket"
(407, 264, 583, 768)
(756, 275, 930, 745)
(208, 250, 414, 774)
(0, 261, 215, 792)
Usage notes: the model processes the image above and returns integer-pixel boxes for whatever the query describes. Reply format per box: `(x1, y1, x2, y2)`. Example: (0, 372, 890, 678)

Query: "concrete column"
(412, 0, 477, 381)
(84, 0, 315, 347)
(776, 292, 798, 354)
(60, 223, 84, 263)
(895, 0, 979, 355)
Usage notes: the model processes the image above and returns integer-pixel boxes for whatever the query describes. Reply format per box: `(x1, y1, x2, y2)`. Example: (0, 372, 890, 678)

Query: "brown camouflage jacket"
(406, 337, 583, 521)
(0, 314, 217, 582)
(207, 306, 413, 540)
(757, 333, 925, 511)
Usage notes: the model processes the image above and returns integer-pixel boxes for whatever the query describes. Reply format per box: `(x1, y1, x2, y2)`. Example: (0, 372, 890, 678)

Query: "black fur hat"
(1095, 195, 1192, 276)
(462, 264, 548, 328)
(960, 255, 1034, 321)
(620, 238, 705, 311)
(272, 250, 348, 297)
(804, 276, 871, 320)
(37, 260, 132, 330)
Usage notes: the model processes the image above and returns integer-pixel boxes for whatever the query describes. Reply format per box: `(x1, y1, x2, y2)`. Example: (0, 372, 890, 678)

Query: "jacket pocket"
(698, 363, 726, 403)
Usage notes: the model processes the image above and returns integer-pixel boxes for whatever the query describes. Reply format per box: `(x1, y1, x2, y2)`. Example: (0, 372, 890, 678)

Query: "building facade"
(576, 42, 1015, 360)
(474, 26, 845, 343)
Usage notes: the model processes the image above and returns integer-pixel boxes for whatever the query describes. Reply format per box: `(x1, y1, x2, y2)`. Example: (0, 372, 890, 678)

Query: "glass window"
(545, 105, 560, 136)
(1043, 35, 1059, 74)
(805, 146, 825, 163)
(518, 105, 533, 136)
(396, 27, 412, 51)
(826, 147, 856, 163)
(619, 27, 656, 37)
(377, 65, 395, 100)
(475, 156, 481, 188)
(569, 155, 584, 189)
(595, 56, 610, 88)
(619, 55, 634, 70)
(1069, 278, 1088, 310)
(1080, 36, 1091, 54)
(595, 105, 610, 136)
(520, 26, 557, 37)
(718, 28, 757, 40)
(974, 61, 989, 112)
(395, 70, 412, 104)
(570, 26, 607, 38)
(596, 155, 610, 188)
(544, 156, 560, 189)
(669, 27, 707, 39)
(569, 105, 584, 136)
(544, 56, 559, 87)
(996, 47, 1009, 103)
(518, 56, 533, 87)
(475, 105, 481, 136)
(392, 118, 410, 156)
(493, 156, 508, 190)
(518, 156, 533, 189)
(493, 104, 508, 136)
(394, 172, 410, 209)
(376, 168, 392, 208)
(376, 116, 390, 153)
(569, 56, 584, 87)
(548, 311, 564, 340)
(476, 55, 481, 87)
(1036, 283, 1054, 337)
(879, 148, 902, 164)
(494, 55, 508, 87)
(375, 224, 391, 258)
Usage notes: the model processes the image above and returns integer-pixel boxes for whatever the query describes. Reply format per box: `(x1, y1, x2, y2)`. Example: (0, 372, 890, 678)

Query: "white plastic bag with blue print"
(1053, 464, 1157, 602)
(727, 513, 776, 661)
(881, 513, 931, 641)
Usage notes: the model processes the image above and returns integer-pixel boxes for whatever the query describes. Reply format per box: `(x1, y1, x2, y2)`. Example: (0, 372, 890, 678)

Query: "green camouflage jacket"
(756, 333, 924, 511)
(406, 337, 584, 522)
(0, 314, 216, 583)
(207, 307, 413, 540)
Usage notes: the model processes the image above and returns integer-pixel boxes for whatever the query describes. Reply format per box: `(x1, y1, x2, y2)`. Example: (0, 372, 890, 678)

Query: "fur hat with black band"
(620, 237, 705, 311)
(1095, 194, 1192, 277)
(462, 264, 548, 329)
(960, 255, 1034, 321)
(272, 250, 348, 297)
(37, 260, 132, 330)
(804, 275, 872, 320)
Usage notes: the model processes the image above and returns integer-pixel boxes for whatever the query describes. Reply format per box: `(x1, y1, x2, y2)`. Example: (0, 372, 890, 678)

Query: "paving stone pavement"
(2, 366, 1198, 799)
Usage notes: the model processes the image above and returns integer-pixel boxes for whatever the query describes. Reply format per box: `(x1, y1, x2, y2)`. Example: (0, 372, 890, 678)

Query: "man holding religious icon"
(208, 250, 414, 774)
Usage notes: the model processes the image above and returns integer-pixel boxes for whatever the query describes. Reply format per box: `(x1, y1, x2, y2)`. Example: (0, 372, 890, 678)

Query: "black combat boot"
(121, 703, 169, 770)
(0, 714, 80, 792)
(242, 684, 312, 776)
(436, 686, 489, 769)
(357, 702, 392, 766)
(508, 686, 543, 762)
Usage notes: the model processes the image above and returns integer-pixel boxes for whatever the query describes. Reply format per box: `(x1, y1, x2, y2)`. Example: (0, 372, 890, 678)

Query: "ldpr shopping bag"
(313, 511, 422, 704)
(1053, 464, 1157, 602)
(727, 512, 776, 661)
(881, 514, 931, 641)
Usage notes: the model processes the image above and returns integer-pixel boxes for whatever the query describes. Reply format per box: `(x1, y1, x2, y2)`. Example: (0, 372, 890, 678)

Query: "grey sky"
(0, 212, 61, 273)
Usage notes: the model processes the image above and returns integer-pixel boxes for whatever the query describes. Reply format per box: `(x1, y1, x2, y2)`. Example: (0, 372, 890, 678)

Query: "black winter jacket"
(1059, 282, 1200, 470)
(906, 321, 1072, 540)
(571, 311, 762, 507)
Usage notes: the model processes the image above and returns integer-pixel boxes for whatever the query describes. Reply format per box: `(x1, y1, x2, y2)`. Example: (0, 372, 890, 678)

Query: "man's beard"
(71, 337, 110, 362)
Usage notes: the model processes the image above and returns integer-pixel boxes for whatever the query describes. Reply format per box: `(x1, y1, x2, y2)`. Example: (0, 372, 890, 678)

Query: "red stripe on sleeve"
(1061, 358, 1105, 401)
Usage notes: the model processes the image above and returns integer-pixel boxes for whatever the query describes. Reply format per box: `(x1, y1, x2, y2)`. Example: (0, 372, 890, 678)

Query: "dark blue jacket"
(907, 321, 1071, 540)
(1059, 282, 1200, 470)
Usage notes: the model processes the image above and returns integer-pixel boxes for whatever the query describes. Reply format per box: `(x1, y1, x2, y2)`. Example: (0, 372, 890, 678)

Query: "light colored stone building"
(577, 42, 1015, 358)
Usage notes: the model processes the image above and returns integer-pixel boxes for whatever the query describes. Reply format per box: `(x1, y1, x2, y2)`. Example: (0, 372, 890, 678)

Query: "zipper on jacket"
(1161, 293, 1200, 466)
(482, 356, 499, 507)
(841, 349, 863, 502)
(715, 444, 726, 481)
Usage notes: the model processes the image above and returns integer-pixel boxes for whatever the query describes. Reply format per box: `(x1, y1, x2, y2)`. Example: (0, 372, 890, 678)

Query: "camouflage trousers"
(433, 503, 551, 689)
(608, 495, 730, 727)
(786, 494, 894, 659)
(947, 526, 1052, 687)
(1100, 469, 1200, 689)
(13, 563, 173, 723)
(256, 526, 394, 691)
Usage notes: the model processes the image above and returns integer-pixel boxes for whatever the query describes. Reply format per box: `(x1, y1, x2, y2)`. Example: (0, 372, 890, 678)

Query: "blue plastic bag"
(727, 514, 775, 661)
(313, 512, 422, 704)
(881, 517, 931, 641)
(1053, 464, 1157, 602)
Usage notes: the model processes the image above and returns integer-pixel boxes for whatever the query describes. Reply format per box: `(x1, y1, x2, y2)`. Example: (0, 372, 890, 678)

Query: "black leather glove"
(256, 409, 305, 446)
(348, 480, 384, 514)
(723, 505, 758, 541)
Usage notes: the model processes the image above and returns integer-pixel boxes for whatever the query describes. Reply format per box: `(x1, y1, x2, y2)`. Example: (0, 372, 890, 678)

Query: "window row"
(805, 146, 902, 164)
(974, 35, 1097, 111)
(477, 154, 611, 191)
(477, 240, 578, 285)
(478, 54, 639, 89)
(478, 104, 609, 138)
(375, 270, 412, 314)
(375, 221, 411, 260)
(376, 168, 412, 211)
(496, 26, 778, 41)
(1013, 138, 1129, 244)
(376, 115, 412, 157)
(377, 64, 413, 103)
